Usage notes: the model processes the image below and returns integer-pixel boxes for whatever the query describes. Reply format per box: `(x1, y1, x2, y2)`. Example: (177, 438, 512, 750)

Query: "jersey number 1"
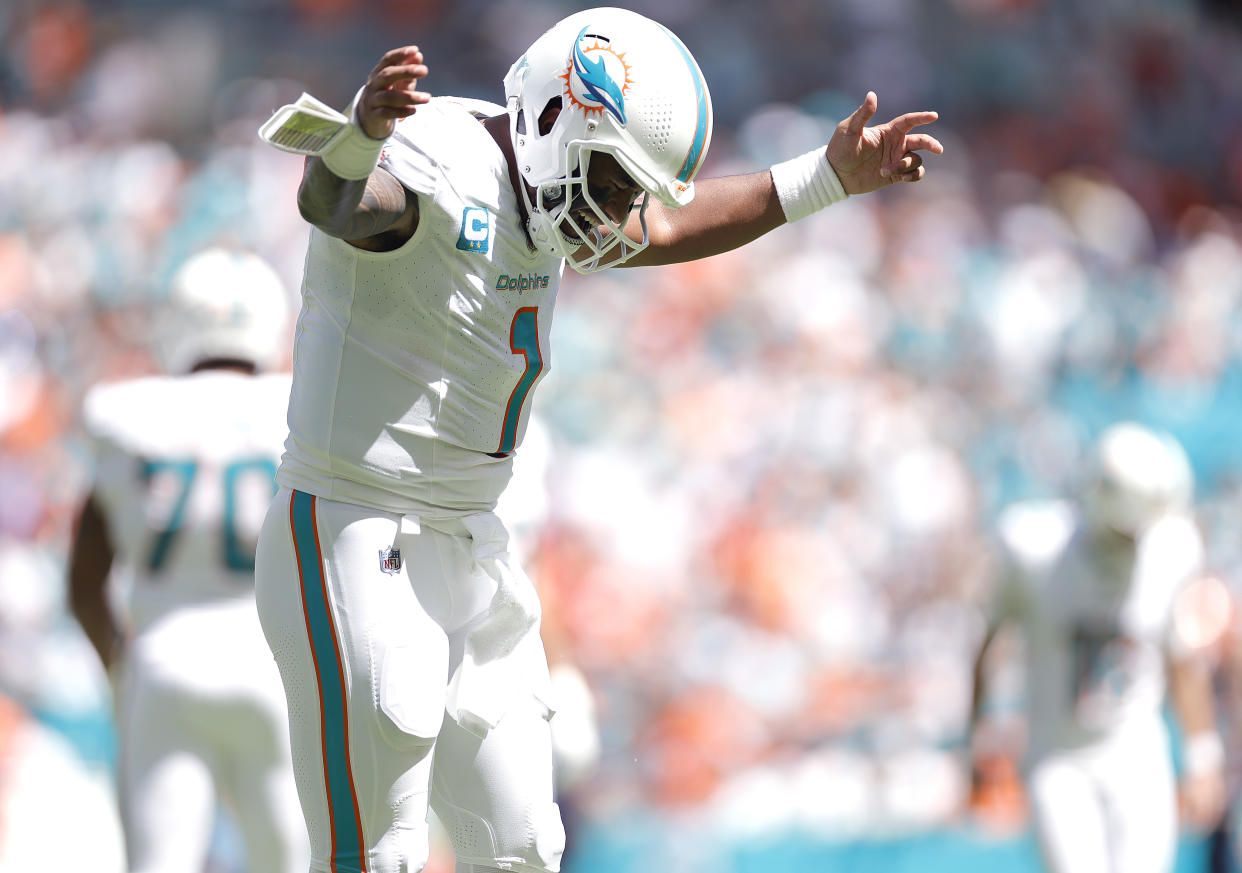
(496, 306, 543, 455)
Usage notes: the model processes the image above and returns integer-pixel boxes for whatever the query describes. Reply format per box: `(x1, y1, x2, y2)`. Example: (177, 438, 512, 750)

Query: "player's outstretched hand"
(827, 92, 943, 196)
(1180, 766, 1227, 832)
(358, 46, 431, 140)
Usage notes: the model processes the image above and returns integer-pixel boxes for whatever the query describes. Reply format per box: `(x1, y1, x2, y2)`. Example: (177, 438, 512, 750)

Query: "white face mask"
(521, 145, 650, 273)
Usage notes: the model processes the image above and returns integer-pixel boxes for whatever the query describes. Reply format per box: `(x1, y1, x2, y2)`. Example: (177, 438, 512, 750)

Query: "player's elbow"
(297, 195, 358, 240)
(296, 159, 354, 236)
(643, 203, 680, 248)
(67, 564, 104, 622)
(296, 182, 337, 233)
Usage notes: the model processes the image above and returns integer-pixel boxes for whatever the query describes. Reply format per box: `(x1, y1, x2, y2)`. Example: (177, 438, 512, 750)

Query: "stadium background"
(3, 0, 1242, 870)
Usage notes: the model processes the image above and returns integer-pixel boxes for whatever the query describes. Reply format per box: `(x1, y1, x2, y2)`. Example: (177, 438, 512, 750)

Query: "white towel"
(444, 511, 552, 737)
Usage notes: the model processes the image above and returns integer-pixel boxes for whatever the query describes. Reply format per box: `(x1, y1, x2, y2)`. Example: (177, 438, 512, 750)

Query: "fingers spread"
(891, 110, 939, 136)
(902, 132, 944, 155)
(360, 84, 430, 128)
(374, 63, 430, 88)
(844, 91, 878, 137)
(880, 153, 924, 181)
(371, 46, 423, 76)
(370, 89, 431, 110)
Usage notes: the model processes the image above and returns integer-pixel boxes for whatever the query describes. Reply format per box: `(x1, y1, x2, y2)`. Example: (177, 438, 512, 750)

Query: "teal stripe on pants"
(291, 491, 367, 872)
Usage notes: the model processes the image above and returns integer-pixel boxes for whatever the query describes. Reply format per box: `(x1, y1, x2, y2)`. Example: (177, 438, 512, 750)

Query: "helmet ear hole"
(537, 97, 562, 136)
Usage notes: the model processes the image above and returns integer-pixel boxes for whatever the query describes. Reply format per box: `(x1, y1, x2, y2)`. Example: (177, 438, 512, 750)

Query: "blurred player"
(969, 422, 1226, 873)
(253, 7, 942, 873)
(1178, 570, 1242, 873)
(68, 248, 308, 873)
(0, 691, 125, 872)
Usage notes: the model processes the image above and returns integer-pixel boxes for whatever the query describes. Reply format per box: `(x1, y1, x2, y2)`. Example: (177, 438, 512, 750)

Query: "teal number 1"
(496, 307, 543, 455)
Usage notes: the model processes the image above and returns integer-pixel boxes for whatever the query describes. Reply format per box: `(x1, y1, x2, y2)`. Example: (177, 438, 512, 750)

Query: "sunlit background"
(3, 0, 1242, 870)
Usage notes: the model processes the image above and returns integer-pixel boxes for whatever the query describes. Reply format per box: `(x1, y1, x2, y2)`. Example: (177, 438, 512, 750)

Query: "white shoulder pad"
(82, 377, 170, 442)
(381, 97, 507, 196)
(1140, 512, 1205, 577)
(997, 499, 1077, 570)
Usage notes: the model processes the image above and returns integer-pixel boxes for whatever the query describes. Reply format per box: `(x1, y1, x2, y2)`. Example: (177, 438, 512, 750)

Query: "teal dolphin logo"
(569, 26, 627, 125)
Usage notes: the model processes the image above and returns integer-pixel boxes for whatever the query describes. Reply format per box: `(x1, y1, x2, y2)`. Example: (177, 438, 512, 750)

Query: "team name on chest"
(494, 273, 551, 293)
(449, 204, 554, 295)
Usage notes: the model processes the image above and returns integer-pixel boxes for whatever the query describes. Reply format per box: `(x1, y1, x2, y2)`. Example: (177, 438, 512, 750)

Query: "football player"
(969, 423, 1226, 873)
(253, 7, 943, 873)
(68, 248, 308, 873)
(0, 691, 125, 872)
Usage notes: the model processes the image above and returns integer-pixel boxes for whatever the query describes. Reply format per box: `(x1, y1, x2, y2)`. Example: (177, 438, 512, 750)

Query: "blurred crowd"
(4, 0, 1242, 868)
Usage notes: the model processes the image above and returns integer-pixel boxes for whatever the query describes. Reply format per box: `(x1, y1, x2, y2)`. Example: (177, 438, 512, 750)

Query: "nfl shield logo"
(379, 547, 402, 574)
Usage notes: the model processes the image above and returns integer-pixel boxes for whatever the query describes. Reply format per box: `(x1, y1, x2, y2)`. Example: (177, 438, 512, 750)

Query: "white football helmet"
(1083, 422, 1193, 536)
(503, 7, 713, 272)
(155, 248, 291, 374)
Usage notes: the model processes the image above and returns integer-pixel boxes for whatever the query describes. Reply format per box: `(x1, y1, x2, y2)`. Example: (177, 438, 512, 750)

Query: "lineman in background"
(68, 248, 308, 873)
(969, 422, 1226, 873)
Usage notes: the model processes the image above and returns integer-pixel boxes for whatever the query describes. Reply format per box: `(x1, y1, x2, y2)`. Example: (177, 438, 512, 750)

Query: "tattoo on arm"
(297, 157, 417, 241)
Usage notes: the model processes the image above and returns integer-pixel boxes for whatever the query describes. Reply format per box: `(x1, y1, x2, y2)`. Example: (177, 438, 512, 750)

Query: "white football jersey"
(278, 97, 565, 516)
(993, 500, 1203, 757)
(84, 371, 292, 632)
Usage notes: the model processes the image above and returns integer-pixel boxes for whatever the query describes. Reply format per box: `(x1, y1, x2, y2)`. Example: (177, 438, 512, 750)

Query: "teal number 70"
(141, 456, 278, 573)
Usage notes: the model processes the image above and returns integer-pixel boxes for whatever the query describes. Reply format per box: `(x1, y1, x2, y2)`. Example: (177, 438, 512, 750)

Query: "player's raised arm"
(621, 91, 943, 267)
(295, 46, 430, 245)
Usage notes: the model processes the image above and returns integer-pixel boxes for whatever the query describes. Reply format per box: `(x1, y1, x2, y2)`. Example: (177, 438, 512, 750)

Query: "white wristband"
(1184, 732, 1225, 775)
(770, 147, 848, 223)
(321, 88, 386, 180)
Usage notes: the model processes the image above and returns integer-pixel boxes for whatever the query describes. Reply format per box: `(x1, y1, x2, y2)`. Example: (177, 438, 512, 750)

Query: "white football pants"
(255, 489, 564, 873)
(115, 597, 309, 873)
(1028, 717, 1177, 873)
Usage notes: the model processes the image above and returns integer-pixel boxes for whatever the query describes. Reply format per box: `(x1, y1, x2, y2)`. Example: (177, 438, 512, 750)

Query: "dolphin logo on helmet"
(567, 27, 628, 124)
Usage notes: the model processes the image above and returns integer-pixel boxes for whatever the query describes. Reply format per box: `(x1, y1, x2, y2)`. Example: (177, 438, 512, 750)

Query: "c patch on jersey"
(456, 206, 491, 253)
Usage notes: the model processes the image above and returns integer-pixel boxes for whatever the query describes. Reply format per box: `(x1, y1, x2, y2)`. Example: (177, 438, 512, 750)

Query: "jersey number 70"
(141, 457, 279, 574)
